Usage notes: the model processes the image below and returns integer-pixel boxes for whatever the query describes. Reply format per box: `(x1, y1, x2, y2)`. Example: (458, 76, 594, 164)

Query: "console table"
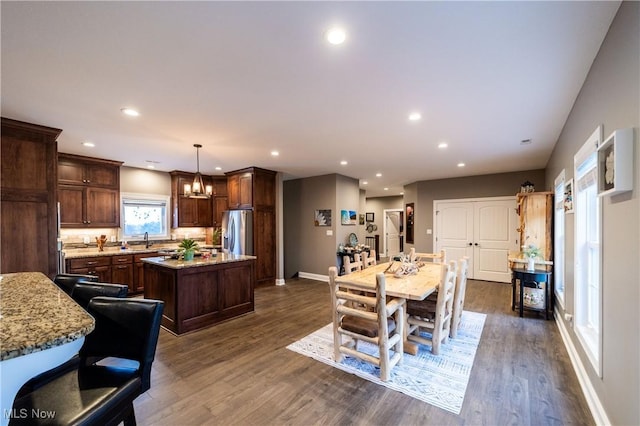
(511, 267, 553, 319)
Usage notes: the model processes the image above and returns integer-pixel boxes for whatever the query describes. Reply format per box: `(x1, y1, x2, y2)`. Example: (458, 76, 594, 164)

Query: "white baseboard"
(275, 278, 286, 286)
(555, 307, 611, 425)
(298, 272, 329, 282)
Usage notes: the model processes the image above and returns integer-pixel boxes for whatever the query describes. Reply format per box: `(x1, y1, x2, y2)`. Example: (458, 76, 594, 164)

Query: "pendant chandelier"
(184, 144, 213, 199)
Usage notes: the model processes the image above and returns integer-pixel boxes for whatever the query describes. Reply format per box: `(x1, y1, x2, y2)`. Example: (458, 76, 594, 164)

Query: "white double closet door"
(434, 197, 519, 283)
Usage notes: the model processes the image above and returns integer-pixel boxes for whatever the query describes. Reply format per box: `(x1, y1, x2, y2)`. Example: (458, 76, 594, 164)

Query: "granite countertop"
(0, 272, 95, 361)
(142, 253, 257, 270)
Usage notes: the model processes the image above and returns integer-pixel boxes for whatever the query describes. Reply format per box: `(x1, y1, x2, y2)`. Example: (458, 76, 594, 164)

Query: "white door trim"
(383, 208, 403, 257)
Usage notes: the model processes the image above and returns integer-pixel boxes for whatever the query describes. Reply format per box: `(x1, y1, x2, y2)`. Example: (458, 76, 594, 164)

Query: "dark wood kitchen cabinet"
(212, 177, 228, 227)
(133, 252, 159, 294)
(225, 167, 276, 286)
(1, 118, 61, 278)
(58, 153, 122, 228)
(58, 154, 120, 188)
(111, 254, 134, 293)
(227, 172, 253, 209)
(170, 171, 214, 227)
(67, 256, 112, 283)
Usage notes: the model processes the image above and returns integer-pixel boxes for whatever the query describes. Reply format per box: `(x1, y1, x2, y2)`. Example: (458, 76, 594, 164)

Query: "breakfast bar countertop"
(0, 272, 95, 361)
(141, 253, 257, 270)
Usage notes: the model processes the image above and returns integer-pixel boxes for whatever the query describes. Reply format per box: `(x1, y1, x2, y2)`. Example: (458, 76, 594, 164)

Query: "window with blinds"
(121, 193, 170, 240)
(573, 126, 602, 376)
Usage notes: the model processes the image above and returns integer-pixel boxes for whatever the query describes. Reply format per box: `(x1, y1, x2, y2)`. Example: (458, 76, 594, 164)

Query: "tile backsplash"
(60, 227, 209, 248)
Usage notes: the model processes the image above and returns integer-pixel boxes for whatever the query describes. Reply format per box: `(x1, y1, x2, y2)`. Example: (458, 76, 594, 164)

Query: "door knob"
(468, 242, 472, 246)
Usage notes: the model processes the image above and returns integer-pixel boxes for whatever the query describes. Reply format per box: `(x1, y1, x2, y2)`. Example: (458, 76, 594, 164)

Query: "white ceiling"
(1, 1, 620, 197)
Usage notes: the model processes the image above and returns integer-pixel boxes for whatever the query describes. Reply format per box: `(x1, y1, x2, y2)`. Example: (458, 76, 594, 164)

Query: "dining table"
(335, 261, 443, 355)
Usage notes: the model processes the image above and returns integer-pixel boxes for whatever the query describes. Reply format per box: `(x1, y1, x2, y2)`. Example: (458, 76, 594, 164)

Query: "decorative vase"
(183, 250, 195, 261)
(526, 257, 535, 271)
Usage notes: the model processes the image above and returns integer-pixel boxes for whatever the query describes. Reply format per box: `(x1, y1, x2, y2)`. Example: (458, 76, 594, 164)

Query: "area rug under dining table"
(286, 310, 486, 415)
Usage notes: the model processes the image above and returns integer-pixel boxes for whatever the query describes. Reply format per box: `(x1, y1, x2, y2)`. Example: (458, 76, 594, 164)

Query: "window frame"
(120, 192, 171, 241)
(573, 125, 603, 377)
(553, 169, 566, 308)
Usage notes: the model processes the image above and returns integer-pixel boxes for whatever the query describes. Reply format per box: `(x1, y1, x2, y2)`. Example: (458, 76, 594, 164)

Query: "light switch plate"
(326, 230, 333, 236)
(426, 229, 432, 235)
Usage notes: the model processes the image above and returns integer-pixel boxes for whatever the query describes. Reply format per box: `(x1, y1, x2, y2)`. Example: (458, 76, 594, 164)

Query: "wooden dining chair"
(449, 257, 469, 339)
(328, 266, 405, 382)
(362, 250, 377, 268)
(406, 260, 457, 355)
(343, 253, 363, 274)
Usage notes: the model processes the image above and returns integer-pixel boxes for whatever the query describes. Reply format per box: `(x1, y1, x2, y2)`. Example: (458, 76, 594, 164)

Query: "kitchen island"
(142, 254, 256, 335)
(0, 272, 95, 423)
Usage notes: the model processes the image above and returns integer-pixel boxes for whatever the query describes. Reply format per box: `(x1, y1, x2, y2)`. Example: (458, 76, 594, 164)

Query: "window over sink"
(121, 193, 170, 241)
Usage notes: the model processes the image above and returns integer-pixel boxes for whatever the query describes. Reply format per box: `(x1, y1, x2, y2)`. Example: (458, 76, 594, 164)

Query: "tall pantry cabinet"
(226, 167, 276, 286)
(1, 118, 61, 278)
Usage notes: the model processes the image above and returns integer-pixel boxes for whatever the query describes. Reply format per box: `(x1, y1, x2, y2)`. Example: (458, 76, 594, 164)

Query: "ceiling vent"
(520, 139, 532, 145)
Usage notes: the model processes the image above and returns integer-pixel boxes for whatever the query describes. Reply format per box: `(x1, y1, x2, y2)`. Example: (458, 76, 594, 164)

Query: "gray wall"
(545, 2, 639, 424)
(283, 173, 362, 277)
(411, 169, 546, 252)
(120, 166, 171, 195)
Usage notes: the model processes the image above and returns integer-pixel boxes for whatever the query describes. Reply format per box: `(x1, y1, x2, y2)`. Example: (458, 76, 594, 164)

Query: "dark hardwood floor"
(135, 278, 594, 425)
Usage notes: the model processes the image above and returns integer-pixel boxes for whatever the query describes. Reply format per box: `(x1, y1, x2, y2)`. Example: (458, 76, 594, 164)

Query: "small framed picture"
(564, 179, 574, 214)
(359, 214, 365, 225)
(314, 209, 332, 226)
(365, 212, 374, 222)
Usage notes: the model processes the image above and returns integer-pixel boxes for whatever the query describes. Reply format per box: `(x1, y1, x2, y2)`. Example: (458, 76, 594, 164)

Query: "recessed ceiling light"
(376, 173, 382, 177)
(326, 27, 346, 45)
(271, 150, 279, 157)
(146, 164, 155, 169)
(400, 192, 404, 195)
(362, 181, 368, 185)
(121, 107, 139, 117)
(384, 187, 389, 191)
(408, 112, 422, 121)
(438, 142, 448, 149)
(457, 162, 466, 167)
(340, 160, 348, 166)
(215, 166, 222, 171)
(82, 141, 95, 147)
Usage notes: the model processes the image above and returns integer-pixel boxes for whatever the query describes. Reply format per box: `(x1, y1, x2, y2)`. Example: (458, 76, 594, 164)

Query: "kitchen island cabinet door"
(220, 262, 254, 312)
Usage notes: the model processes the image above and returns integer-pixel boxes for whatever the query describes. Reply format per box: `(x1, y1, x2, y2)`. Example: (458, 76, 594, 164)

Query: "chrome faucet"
(144, 232, 152, 249)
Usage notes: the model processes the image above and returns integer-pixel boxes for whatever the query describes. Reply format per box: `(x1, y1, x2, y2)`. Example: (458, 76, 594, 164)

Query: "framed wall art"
(341, 209, 356, 225)
(314, 209, 332, 226)
(564, 179, 574, 214)
(365, 212, 374, 222)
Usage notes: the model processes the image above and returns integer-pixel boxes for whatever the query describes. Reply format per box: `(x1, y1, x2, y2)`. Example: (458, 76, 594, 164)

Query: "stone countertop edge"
(0, 272, 95, 361)
(142, 254, 257, 270)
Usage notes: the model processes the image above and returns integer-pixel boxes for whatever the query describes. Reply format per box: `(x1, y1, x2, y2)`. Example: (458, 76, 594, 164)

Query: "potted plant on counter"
(177, 238, 199, 261)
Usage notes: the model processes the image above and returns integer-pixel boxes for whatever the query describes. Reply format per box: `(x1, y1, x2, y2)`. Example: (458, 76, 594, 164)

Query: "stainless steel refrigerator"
(222, 210, 253, 255)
